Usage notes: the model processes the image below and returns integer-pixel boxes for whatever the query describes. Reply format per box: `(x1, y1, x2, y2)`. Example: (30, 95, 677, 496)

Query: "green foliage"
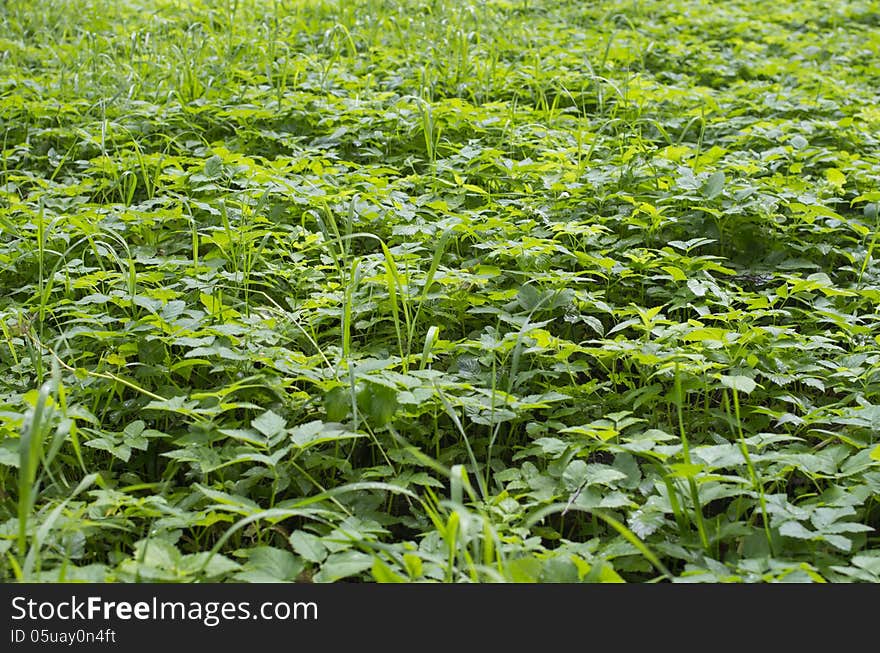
(1, 0, 879, 583)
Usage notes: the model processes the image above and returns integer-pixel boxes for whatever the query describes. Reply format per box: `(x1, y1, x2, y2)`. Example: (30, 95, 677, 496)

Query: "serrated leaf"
(790, 135, 808, 150)
(853, 554, 880, 575)
(823, 534, 853, 552)
(195, 484, 261, 514)
(137, 539, 181, 570)
(584, 463, 627, 487)
(123, 420, 146, 437)
(686, 278, 708, 297)
(563, 459, 588, 490)
(203, 155, 223, 179)
(532, 437, 568, 457)
(234, 546, 304, 583)
(313, 550, 372, 582)
(84, 437, 131, 462)
(182, 552, 241, 578)
(628, 508, 665, 539)
(516, 284, 542, 311)
(251, 410, 287, 437)
(779, 521, 814, 539)
(720, 375, 756, 395)
(289, 531, 328, 563)
(289, 421, 363, 447)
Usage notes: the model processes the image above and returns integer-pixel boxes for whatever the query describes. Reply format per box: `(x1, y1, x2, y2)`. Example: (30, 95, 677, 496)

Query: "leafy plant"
(1, 0, 878, 583)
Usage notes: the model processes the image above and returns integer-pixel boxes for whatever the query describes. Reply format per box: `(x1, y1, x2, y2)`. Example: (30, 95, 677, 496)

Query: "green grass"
(1, 0, 880, 583)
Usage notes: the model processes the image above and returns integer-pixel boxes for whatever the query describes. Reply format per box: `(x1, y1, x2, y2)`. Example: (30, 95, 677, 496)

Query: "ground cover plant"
(1, 0, 879, 583)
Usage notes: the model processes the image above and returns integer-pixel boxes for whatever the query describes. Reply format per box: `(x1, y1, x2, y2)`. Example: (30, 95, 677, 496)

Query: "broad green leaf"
(313, 550, 372, 582)
(825, 168, 846, 188)
(289, 531, 328, 563)
(662, 265, 688, 281)
(628, 507, 666, 539)
(720, 375, 757, 395)
(356, 382, 399, 426)
(181, 552, 241, 578)
(251, 410, 287, 437)
(203, 155, 223, 179)
(403, 553, 423, 579)
(372, 558, 405, 583)
(704, 171, 725, 199)
(289, 421, 364, 447)
(0, 439, 18, 468)
(779, 521, 814, 539)
(324, 386, 351, 421)
(195, 485, 261, 514)
(234, 547, 304, 583)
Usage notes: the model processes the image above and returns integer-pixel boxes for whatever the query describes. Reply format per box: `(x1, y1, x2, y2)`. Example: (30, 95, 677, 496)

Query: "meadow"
(1, 0, 879, 582)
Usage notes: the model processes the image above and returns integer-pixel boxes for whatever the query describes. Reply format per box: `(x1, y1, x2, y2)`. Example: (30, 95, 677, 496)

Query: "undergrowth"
(1, 0, 879, 582)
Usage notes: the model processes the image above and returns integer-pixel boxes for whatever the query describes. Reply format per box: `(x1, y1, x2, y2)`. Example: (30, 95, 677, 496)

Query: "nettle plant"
(1, 0, 879, 582)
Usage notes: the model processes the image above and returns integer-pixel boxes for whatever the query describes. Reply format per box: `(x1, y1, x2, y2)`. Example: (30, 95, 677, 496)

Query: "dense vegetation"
(1, 0, 879, 583)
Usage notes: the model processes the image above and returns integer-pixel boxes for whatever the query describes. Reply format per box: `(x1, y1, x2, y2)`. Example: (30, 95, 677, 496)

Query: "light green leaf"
(251, 410, 287, 437)
(313, 550, 373, 582)
(289, 530, 328, 563)
(720, 375, 757, 395)
(372, 558, 405, 583)
(289, 421, 363, 447)
(234, 547, 304, 583)
(825, 168, 846, 188)
(779, 521, 814, 539)
(704, 171, 725, 199)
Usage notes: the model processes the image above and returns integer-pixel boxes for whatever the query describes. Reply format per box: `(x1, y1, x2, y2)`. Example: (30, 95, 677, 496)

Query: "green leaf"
(181, 552, 240, 578)
(324, 386, 351, 421)
(84, 437, 131, 462)
(779, 521, 814, 539)
(704, 171, 725, 199)
(195, 485, 262, 514)
(137, 539, 181, 570)
(565, 461, 627, 489)
(668, 463, 704, 478)
(314, 550, 373, 582)
(203, 155, 223, 179)
(628, 507, 666, 539)
(789, 135, 808, 150)
(505, 557, 542, 582)
(531, 437, 568, 457)
(289, 421, 363, 448)
(289, 531, 328, 563)
(662, 265, 688, 281)
(0, 439, 18, 468)
(720, 375, 757, 395)
(234, 547, 304, 583)
(356, 382, 399, 426)
(402, 553, 423, 579)
(372, 558, 405, 583)
(825, 168, 846, 188)
(516, 285, 543, 311)
(251, 410, 287, 437)
(563, 459, 588, 490)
